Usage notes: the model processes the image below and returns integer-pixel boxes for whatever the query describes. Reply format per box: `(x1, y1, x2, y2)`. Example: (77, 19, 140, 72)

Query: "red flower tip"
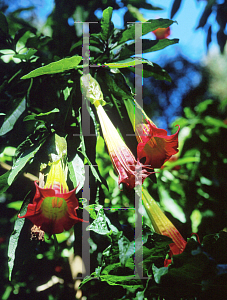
(152, 27, 171, 39)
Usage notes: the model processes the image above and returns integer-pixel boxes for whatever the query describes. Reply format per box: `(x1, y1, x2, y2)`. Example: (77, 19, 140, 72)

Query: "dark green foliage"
(0, 1, 226, 299)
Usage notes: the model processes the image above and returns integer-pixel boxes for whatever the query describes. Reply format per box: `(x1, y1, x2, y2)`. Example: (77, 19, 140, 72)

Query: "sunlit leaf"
(159, 185, 186, 223)
(204, 116, 227, 128)
(101, 7, 113, 42)
(68, 154, 85, 193)
(87, 209, 110, 235)
(13, 48, 37, 60)
(162, 156, 200, 170)
(118, 38, 179, 60)
(23, 108, 59, 122)
(105, 57, 147, 68)
(0, 98, 26, 136)
(21, 55, 82, 79)
(7, 201, 23, 210)
(84, 204, 103, 219)
(118, 19, 176, 45)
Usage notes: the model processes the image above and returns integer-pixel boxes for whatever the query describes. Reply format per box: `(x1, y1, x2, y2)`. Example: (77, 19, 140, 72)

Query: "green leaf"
(195, 99, 213, 113)
(0, 98, 26, 136)
(152, 264, 169, 284)
(0, 170, 10, 194)
(13, 48, 37, 61)
(128, 60, 172, 81)
(23, 108, 59, 122)
(204, 116, 227, 128)
(0, 11, 8, 35)
(7, 201, 23, 210)
(68, 154, 85, 193)
(118, 19, 176, 45)
(118, 38, 179, 60)
(104, 58, 147, 68)
(54, 133, 67, 158)
(84, 204, 103, 219)
(2, 146, 16, 157)
(101, 70, 133, 99)
(101, 7, 114, 42)
(105, 58, 171, 80)
(162, 156, 200, 170)
(8, 196, 30, 281)
(21, 55, 82, 79)
(8, 138, 46, 186)
(87, 209, 110, 235)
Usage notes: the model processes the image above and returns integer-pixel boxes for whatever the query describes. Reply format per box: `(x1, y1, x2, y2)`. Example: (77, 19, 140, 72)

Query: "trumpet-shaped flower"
(142, 189, 187, 266)
(94, 100, 153, 189)
(124, 98, 180, 168)
(19, 160, 84, 235)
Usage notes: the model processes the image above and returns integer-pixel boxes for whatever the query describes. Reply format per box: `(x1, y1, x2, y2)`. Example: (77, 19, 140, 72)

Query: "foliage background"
(0, 0, 227, 299)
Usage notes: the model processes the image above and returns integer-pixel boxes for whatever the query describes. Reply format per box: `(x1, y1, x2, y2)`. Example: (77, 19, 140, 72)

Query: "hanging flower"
(153, 27, 171, 39)
(142, 189, 187, 266)
(19, 159, 84, 236)
(80, 73, 153, 189)
(95, 100, 153, 189)
(124, 98, 180, 168)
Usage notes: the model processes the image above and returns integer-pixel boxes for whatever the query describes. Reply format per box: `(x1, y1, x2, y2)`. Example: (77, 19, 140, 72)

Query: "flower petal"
(137, 121, 180, 168)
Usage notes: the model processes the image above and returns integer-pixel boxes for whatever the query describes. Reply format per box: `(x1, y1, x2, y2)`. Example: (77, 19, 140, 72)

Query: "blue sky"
(111, 0, 208, 63)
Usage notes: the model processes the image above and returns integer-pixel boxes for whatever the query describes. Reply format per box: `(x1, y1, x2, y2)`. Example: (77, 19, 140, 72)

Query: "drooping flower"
(80, 74, 153, 189)
(124, 98, 180, 168)
(152, 27, 171, 39)
(19, 159, 84, 235)
(94, 100, 153, 189)
(142, 189, 187, 266)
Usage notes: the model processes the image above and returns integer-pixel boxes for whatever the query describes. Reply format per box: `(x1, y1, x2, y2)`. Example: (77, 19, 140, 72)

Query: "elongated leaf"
(118, 38, 179, 60)
(171, 0, 182, 19)
(68, 154, 85, 193)
(118, 19, 176, 45)
(23, 108, 59, 122)
(21, 56, 82, 79)
(101, 7, 113, 42)
(128, 60, 172, 81)
(8, 196, 30, 281)
(0, 170, 10, 194)
(105, 57, 149, 68)
(196, 5, 212, 29)
(162, 156, 200, 170)
(0, 98, 26, 136)
(7, 201, 23, 210)
(8, 140, 45, 186)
